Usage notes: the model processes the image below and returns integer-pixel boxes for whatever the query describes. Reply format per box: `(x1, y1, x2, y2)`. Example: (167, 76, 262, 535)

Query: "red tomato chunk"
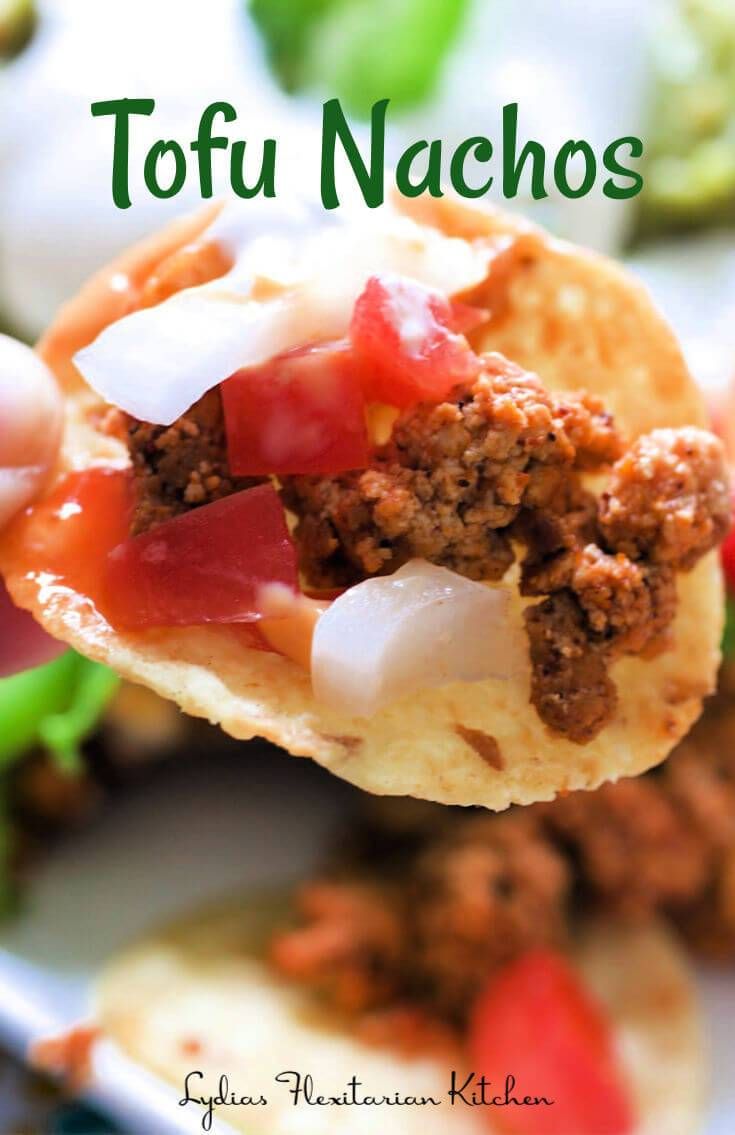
(104, 484, 298, 629)
(222, 341, 369, 476)
(350, 273, 480, 407)
(468, 950, 635, 1135)
(721, 488, 735, 593)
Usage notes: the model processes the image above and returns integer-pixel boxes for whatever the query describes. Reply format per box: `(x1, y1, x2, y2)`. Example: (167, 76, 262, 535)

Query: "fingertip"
(0, 577, 65, 677)
(0, 335, 62, 525)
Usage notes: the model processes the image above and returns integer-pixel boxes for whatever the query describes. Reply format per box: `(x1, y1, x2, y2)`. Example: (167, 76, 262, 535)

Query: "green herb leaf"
(250, 0, 337, 92)
(250, 0, 470, 116)
(0, 652, 119, 772)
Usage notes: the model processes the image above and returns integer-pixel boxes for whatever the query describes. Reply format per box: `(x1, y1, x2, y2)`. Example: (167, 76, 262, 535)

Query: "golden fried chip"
(0, 197, 723, 808)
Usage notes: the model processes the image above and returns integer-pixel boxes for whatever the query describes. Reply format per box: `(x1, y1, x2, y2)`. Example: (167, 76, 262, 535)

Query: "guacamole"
(640, 0, 735, 233)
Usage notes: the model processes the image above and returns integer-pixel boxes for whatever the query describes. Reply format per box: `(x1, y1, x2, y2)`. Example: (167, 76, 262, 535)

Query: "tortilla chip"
(95, 894, 704, 1135)
(0, 198, 723, 808)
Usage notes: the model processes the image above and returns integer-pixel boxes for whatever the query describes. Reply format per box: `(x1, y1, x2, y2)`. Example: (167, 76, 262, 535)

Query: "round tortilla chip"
(95, 895, 704, 1135)
(0, 198, 723, 809)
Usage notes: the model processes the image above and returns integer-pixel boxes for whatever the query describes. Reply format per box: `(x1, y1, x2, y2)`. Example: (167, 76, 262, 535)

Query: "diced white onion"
(73, 203, 491, 425)
(311, 560, 521, 718)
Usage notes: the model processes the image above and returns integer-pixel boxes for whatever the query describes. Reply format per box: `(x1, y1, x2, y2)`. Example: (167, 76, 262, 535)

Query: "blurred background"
(0, 0, 735, 1130)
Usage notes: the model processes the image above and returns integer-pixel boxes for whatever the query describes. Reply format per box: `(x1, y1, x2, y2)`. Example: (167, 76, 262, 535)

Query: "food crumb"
(455, 725, 504, 770)
(321, 733, 363, 757)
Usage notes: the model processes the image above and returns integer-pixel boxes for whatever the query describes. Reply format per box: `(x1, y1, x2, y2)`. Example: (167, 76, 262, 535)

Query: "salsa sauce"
(3, 467, 134, 622)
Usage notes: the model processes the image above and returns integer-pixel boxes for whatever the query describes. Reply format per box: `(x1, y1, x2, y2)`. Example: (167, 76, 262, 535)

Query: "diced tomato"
(349, 274, 481, 407)
(468, 951, 635, 1135)
(722, 527, 735, 593)
(222, 341, 369, 476)
(103, 484, 298, 629)
(3, 468, 291, 647)
(4, 467, 135, 603)
(722, 488, 735, 594)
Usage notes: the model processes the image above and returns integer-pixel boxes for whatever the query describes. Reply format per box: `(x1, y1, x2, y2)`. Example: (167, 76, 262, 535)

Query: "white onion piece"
(73, 238, 311, 426)
(73, 207, 491, 425)
(311, 560, 521, 718)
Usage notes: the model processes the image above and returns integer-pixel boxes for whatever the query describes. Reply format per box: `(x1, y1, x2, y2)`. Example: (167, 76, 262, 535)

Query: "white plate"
(0, 745, 352, 1134)
(0, 743, 732, 1135)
